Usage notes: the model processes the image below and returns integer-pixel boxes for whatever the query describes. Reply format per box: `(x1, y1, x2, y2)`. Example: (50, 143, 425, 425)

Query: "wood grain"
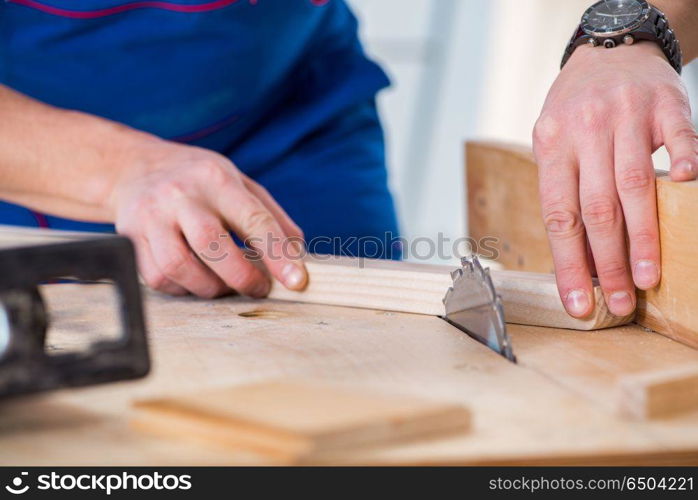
(133, 381, 471, 463)
(268, 254, 632, 330)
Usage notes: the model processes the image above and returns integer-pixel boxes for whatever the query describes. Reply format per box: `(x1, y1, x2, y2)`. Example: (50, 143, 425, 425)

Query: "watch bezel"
(581, 0, 651, 38)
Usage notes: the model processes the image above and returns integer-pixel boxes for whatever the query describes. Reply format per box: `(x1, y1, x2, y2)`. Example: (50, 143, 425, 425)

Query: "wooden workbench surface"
(2, 284, 697, 465)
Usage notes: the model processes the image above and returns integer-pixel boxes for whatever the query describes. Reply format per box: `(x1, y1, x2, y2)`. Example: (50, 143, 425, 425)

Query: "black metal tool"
(0, 236, 150, 398)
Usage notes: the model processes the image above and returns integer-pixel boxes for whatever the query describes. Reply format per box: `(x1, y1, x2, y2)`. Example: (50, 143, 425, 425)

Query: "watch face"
(582, 0, 650, 36)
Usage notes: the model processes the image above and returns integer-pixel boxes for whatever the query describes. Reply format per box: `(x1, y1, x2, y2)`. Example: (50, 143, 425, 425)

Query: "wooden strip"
(493, 270, 632, 330)
(133, 381, 471, 463)
(270, 256, 451, 316)
(617, 367, 698, 420)
(268, 255, 632, 330)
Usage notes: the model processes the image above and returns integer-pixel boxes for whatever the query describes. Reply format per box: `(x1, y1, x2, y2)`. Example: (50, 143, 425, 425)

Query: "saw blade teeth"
(486, 271, 500, 301)
(442, 286, 454, 305)
(460, 254, 477, 271)
(494, 295, 506, 325)
(444, 253, 515, 363)
(473, 255, 485, 275)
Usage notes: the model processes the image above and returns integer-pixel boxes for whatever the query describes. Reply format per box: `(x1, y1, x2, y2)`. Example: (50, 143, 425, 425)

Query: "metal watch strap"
(560, 26, 588, 70)
(561, 5, 683, 74)
(651, 8, 683, 74)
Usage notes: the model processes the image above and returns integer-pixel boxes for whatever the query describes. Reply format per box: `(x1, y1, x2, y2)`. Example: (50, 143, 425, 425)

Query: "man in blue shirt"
(0, 0, 399, 298)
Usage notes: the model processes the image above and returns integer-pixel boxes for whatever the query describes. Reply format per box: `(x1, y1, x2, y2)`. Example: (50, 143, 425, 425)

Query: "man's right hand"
(110, 139, 307, 298)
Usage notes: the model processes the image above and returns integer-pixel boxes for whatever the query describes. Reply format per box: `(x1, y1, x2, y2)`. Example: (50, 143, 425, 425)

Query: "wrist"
(69, 111, 165, 218)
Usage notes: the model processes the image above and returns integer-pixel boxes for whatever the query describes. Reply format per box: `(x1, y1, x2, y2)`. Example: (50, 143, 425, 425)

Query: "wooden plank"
(3, 283, 697, 465)
(465, 141, 698, 348)
(133, 381, 471, 463)
(508, 323, 698, 421)
(618, 367, 698, 420)
(466, 141, 553, 273)
(268, 254, 632, 330)
(636, 174, 698, 349)
(269, 255, 450, 316)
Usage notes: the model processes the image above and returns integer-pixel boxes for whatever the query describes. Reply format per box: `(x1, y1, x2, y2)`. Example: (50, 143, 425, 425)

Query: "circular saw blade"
(442, 255, 516, 362)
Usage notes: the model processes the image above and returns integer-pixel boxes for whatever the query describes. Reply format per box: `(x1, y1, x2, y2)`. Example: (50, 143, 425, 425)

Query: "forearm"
(0, 84, 157, 222)
(653, 0, 698, 62)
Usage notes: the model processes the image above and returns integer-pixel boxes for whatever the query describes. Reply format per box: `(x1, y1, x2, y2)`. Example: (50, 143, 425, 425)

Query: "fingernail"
(674, 160, 698, 179)
(282, 263, 307, 290)
(634, 260, 659, 289)
(609, 291, 634, 316)
(565, 289, 590, 317)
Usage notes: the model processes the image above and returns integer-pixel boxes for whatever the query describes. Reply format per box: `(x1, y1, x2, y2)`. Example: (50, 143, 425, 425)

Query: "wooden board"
(2, 283, 697, 465)
(465, 141, 698, 348)
(133, 381, 471, 463)
(466, 141, 553, 274)
(268, 254, 631, 330)
(636, 174, 698, 349)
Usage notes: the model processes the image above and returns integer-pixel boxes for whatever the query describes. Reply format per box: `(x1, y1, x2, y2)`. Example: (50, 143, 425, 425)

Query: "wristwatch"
(561, 0, 682, 74)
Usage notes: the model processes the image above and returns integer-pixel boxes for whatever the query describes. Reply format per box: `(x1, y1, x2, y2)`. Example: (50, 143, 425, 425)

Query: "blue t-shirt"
(0, 0, 400, 258)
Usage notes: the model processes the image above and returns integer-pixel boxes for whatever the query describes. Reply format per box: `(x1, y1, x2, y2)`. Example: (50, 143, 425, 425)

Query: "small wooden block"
(617, 367, 698, 420)
(133, 381, 471, 463)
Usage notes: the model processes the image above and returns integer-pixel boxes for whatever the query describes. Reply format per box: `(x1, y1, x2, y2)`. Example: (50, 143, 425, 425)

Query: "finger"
(177, 203, 272, 297)
(218, 187, 307, 291)
(586, 237, 597, 277)
(132, 234, 188, 296)
(534, 117, 594, 318)
(614, 123, 660, 290)
(241, 175, 305, 243)
(661, 105, 698, 181)
(145, 221, 228, 299)
(579, 135, 635, 317)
